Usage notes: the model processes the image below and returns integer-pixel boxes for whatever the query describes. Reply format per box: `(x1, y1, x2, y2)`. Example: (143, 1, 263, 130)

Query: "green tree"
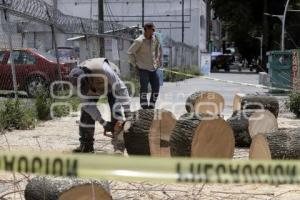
(209, 0, 300, 60)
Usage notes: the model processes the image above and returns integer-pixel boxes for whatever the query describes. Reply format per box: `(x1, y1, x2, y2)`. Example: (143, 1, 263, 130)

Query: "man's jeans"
(139, 69, 160, 109)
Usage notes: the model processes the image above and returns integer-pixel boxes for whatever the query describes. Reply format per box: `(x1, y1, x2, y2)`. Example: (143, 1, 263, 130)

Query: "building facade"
(57, 0, 209, 68)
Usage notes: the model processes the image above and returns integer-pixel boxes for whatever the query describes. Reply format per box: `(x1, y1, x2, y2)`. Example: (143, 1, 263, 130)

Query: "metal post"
(46, 1, 62, 82)
(98, 0, 105, 57)
(282, 0, 290, 51)
(181, 0, 185, 70)
(53, 0, 57, 21)
(1, 0, 18, 98)
(142, 0, 145, 27)
(51, 25, 62, 82)
(260, 36, 263, 62)
(182, 0, 184, 44)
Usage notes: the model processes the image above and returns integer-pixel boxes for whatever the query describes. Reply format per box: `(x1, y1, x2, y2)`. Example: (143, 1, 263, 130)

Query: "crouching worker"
(69, 58, 131, 153)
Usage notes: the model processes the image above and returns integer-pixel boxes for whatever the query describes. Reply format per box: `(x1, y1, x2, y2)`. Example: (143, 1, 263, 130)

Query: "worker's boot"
(73, 128, 95, 153)
(72, 142, 94, 153)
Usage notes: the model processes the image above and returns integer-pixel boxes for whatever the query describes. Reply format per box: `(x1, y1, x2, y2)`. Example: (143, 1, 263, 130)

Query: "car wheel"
(211, 65, 218, 72)
(26, 76, 47, 98)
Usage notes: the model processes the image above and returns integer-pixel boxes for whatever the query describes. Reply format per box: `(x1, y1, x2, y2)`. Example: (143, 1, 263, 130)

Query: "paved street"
(153, 71, 267, 118)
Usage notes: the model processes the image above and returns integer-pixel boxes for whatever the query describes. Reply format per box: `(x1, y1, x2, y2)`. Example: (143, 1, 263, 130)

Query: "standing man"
(128, 22, 162, 109)
(69, 58, 131, 153)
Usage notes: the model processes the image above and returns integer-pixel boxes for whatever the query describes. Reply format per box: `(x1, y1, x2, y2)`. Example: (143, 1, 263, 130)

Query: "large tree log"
(227, 110, 278, 147)
(124, 109, 177, 157)
(233, 93, 279, 118)
(170, 113, 234, 158)
(25, 176, 111, 200)
(250, 128, 300, 160)
(248, 110, 278, 138)
(185, 91, 225, 115)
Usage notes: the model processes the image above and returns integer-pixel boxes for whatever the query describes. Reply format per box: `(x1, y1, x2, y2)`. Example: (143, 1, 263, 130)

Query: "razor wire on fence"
(0, 0, 134, 37)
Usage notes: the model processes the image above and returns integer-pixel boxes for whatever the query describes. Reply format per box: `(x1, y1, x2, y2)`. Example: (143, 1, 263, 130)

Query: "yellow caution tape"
(0, 151, 300, 185)
(162, 68, 292, 92)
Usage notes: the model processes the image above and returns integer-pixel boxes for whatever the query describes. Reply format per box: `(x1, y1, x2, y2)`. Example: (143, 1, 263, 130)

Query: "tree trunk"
(250, 129, 300, 160)
(124, 109, 176, 157)
(25, 176, 111, 200)
(227, 110, 278, 147)
(233, 93, 279, 118)
(185, 91, 225, 115)
(170, 113, 234, 158)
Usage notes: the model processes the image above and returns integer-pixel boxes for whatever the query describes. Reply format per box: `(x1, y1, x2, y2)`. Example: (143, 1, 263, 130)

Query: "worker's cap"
(69, 67, 84, 86)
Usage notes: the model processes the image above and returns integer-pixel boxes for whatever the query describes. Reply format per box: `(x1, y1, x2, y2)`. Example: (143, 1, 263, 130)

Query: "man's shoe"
(72, 145, 94, 153)
(148, 105, 155, 109)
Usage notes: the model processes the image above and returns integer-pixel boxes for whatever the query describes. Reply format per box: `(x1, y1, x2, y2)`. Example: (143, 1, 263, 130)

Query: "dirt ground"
(1, 98, 300, 200)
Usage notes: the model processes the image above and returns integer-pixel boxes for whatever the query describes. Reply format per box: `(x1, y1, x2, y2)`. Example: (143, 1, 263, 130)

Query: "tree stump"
(227, 110, 278, 147)
(185, 91, 225, 115)
(233, 93, 279, 118)
(25, 176, 111, 200)
(124, 109, 177, 157)
(250, 128, 300, 160)
(170, 113, 234, 158)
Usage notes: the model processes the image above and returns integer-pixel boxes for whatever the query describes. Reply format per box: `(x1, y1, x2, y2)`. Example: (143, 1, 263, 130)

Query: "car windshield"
(31, 48, 58, 62)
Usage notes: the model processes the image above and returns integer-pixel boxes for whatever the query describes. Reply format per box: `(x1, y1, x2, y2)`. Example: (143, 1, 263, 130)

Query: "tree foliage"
(210, 0, 300, 59)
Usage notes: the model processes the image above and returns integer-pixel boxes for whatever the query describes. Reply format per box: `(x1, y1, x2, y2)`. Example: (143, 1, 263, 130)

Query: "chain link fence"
(0, 0, 138, 99)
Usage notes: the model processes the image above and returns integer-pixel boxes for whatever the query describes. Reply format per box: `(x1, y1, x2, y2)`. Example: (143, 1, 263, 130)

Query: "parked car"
(211, 50, 234, 72)
(0, 48, 75, 97)
(47, 47, 79, 64)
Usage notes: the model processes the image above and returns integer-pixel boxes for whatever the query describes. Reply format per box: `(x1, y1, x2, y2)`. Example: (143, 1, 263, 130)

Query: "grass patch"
(0, 98, 36, 131)
(35, 88, 81, 120)
(286, 92, 300, 118)
(164, 67, 201, 82)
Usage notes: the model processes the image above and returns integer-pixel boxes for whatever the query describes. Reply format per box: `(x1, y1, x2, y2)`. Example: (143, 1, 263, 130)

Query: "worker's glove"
(99, 118, 113, 137)
(103, 121, 113, 133)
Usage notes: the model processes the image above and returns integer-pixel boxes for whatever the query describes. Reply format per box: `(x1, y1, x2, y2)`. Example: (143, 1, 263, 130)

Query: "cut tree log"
(250, 128, 300, 160)
(124, 109, 177, 157)
(170, 113, 234, 158)
(185, 91, 225, 115)
(24, 176, 111, 200)
(233, 93, 279, 118)
(227, 110, 278, 147)
(248, 110, 278, 138)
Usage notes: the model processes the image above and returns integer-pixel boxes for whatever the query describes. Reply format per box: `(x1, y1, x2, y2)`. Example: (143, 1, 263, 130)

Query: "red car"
(0, 48, 74, 97)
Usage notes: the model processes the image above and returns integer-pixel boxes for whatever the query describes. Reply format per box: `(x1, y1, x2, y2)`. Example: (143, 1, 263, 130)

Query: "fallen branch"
(211, 191, 274, 196)
(0, 190, 25, 199)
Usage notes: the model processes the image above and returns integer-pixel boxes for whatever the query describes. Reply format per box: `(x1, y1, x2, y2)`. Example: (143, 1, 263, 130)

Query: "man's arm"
(81, 99, 106, 124)
(103, 62, 131, 120)
(127, 39, 142, 67)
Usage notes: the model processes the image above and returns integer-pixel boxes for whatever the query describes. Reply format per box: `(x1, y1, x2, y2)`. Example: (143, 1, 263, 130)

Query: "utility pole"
(142, 0, 145, 27)
(264, 0, 291, 50)
(98, 0, 105, 57)
(182, 0, 184, 43)
(50, 0, 62, 84)
(181, 0, 185, 70)
(263, 0, 268, 66)
(53, 0, 57, 19)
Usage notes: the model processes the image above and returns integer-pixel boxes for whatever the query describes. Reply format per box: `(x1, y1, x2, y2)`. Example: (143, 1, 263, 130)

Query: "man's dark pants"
(139, 69, 160, 109)
(79, 93, 117, 151)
